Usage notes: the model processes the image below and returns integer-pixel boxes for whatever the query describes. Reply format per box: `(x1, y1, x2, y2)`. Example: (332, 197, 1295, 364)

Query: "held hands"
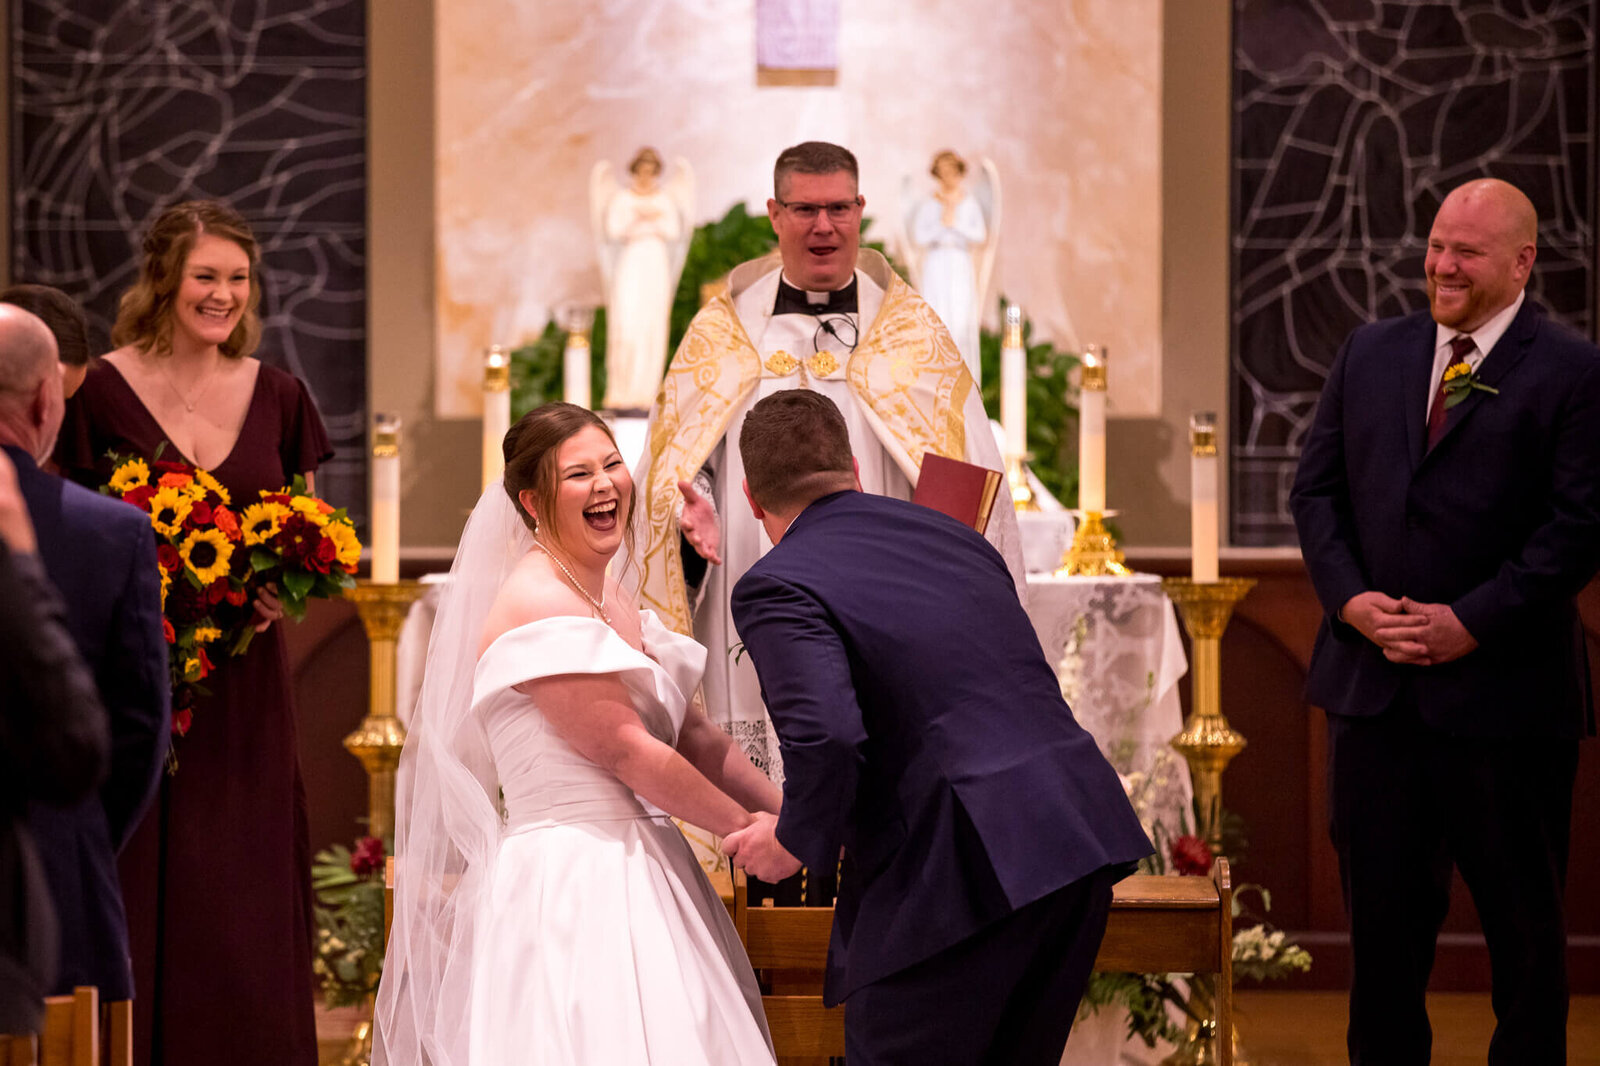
(253, 582, 285, 633)
(1343, 591, 1479, 666)
(722, 811, 802, 883)
(678, 478, 722, 566)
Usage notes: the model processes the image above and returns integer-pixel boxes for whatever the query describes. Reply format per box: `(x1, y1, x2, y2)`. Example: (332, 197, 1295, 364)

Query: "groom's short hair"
(740, 390, 855, 513)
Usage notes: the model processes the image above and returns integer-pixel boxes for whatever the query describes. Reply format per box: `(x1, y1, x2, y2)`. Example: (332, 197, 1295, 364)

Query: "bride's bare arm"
(676, 707, 782, 815)
(517, 673, 756, 837)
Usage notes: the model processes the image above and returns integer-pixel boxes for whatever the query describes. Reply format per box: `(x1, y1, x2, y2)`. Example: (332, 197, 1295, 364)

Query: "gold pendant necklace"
(156, 357, 218, 414)
(531, 538, 611, 625)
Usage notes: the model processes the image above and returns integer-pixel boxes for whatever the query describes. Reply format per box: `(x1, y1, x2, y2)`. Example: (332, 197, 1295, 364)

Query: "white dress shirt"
(1426, 290, 1524, 420)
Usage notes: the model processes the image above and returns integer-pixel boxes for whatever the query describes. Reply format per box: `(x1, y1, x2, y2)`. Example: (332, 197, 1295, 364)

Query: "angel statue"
(590, 147, 694, 411)
(901, 150, 1001, 381)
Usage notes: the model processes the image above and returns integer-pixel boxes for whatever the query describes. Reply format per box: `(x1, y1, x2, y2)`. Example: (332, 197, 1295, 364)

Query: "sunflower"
(179, 529, 235, 585)
(193, 625, 223, 644)
(325, 520, 362, 570)
(109, 458, 150, 493)
(196, 469, 231, 504)
(241, 502, 291, 546)
(160, 571, 172, 609)
(289, 496, 331, 527)
(148, 486, 195, 538)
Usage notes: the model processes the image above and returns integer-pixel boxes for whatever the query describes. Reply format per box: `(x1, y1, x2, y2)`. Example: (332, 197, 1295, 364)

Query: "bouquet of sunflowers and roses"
(103, 453, 360, 748)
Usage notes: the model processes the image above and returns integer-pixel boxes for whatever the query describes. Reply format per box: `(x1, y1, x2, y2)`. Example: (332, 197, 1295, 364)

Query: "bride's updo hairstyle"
(502, 402, 635, 554)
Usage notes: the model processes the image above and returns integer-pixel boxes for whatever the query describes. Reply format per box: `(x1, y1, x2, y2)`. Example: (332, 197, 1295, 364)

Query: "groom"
(722, 390, 1151, 1065)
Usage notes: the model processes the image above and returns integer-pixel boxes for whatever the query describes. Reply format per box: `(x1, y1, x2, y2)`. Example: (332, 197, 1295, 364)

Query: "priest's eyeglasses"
(777, 198, 863, 223)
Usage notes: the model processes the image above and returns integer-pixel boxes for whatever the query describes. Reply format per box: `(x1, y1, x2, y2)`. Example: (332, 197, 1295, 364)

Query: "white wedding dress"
(465, 611, 775, 1064)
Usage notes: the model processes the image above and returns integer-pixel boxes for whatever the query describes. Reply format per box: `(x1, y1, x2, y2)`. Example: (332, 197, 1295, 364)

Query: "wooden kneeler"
(731, 859, 1234, 1065)
(731, 868, 845, 1062)
(0, 986, 110, 1066)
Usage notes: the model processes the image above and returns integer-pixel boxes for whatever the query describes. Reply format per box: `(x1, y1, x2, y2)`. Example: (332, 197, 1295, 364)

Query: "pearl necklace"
(531, 538, 611, 625)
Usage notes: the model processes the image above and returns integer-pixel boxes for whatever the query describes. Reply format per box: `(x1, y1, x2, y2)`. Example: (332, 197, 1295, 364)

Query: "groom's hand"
(678, 478, 722, 565)
(723, 811, 801, 882)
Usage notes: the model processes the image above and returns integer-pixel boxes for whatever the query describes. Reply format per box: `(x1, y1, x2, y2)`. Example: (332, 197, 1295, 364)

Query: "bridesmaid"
(55, 200, 331, 1066)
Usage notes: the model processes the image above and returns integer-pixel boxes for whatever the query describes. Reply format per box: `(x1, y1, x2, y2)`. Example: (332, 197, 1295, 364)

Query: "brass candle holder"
(1057, 511, 1131, 576)
(336, 579, 425, 1066)
(1162, 577, 1256, 851)
(343, 579, 426, 843)
(1006, 454, 1041, 512)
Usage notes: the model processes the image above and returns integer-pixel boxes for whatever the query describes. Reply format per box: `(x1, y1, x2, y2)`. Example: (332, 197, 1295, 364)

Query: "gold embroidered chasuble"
(634, 252, 990, 637)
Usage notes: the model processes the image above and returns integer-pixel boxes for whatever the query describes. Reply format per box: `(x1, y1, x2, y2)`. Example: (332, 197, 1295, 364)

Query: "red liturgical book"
(913, 453, 1003, 535)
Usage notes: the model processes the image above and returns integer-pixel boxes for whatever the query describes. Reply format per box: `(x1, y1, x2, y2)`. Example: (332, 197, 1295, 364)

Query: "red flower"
(225, 585, 248, 607)
(213, 506, 241, 540)
(123, 484, 157, 511)
(197, 647, 214, 675)
(307, 536, 336, 574)
(350, 835, 386, 877)
(157, 544, 183, 573)
(188, 500, 213, 526)
(154, 459, 189, 475)
(1169, 835, 1214, 877)
(206, 578, 229, 604)
(172, 708, 193, 736)
(162, 617, 176, 643)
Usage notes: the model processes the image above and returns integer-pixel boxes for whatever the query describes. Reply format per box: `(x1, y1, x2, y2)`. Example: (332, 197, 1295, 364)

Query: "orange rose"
(158, 471, 194, 489)
(213, 505, 241, 540)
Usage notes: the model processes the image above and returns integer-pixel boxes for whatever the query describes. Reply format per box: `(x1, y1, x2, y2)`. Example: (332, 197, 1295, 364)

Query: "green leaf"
(282, 570, 315, 599)
(251, 549, 278, 572)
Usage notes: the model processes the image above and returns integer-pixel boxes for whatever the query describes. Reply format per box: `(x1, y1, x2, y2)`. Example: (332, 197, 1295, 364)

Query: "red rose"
(162, 617, 176, 643)
(154, 459, 189, 475)
(350, 835, 386, 877)
(206, 579, 229, 604)
(172, 708, 193, 736)
(1169, 835, 1214, 877)
(225, 586, 248, 607)
(157, 544, 182, 572)
(213, 506, 241, 540)
(188, 500, 213, 525)
(123, 485, 157, 511)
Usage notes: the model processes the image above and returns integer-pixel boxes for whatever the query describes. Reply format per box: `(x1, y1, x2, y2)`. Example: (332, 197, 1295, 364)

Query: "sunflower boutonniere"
(1440, 360, 1499, 409)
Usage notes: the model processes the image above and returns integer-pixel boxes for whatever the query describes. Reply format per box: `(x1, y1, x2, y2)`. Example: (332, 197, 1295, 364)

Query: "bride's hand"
(677, 479, 722, 566)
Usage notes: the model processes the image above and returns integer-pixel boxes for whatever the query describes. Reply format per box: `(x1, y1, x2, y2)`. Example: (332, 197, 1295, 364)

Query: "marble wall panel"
(436, 0, 1163, 419)
(1229, 0, 1595, 545)
(9, 0, 369, 526)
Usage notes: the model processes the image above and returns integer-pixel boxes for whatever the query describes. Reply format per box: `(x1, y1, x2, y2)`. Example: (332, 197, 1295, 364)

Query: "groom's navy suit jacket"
(1290, 301, 1600, 738)
(731, 490, 1151, 1005)
(7, 445, 168, 1000)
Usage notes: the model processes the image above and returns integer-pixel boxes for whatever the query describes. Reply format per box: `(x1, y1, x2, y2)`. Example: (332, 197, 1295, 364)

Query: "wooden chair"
(0, 986, 100, 1066)
(731, 868, 845, 1063)
(99, 1001, 131, 1066)
(1097, 859, 1234, 1066)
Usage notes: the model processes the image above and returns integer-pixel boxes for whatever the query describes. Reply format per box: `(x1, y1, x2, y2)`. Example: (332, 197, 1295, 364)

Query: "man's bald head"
(1425, 178, 1539, 333)
(0, 305, 64, 461)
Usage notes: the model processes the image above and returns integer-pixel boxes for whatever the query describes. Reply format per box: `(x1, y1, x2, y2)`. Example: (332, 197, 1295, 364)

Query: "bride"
(374, 403, 780, 1064)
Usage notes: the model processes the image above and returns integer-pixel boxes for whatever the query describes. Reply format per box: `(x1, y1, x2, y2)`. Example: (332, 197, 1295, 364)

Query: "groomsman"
(724, 390, 1151, 1065)
(0, 305, 169, 1003)
(1291, 178, 1600, 1064)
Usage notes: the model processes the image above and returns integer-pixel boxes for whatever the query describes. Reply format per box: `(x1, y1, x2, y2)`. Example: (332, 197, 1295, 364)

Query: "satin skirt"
(468, 812, 774, 1065)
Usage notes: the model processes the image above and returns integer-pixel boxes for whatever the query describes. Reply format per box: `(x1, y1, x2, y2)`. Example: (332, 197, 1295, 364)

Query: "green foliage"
(1079, 972, 1189, 1048)
(508, 313, 609, 418)
(976, 300, 1081, 506)
(311, 842, 386, 1009)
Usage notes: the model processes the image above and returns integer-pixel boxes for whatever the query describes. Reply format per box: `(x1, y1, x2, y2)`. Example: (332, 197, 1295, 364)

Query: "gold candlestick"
(343, 580, 426, 843)
(1006, 454, 1041, 512)
(1162, 577, 1256, 851)
(1057, 511, 1131, 576)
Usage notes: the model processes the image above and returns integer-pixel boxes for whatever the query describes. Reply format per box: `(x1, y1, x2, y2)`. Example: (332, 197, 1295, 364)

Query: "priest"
(630, 141, 1024, 789)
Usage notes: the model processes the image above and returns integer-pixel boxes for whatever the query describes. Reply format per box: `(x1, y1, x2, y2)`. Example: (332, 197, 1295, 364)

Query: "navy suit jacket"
(730, 491, 1151, 1004)
(1289, 301, 1600, 737)
(8, 445, 169, 999)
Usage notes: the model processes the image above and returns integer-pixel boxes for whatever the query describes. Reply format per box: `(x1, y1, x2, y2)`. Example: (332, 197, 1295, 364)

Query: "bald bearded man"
(1291, 179, 1600, 1064)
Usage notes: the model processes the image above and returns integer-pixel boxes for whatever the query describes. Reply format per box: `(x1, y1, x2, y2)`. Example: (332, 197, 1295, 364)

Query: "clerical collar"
(775, 275, 858, 316)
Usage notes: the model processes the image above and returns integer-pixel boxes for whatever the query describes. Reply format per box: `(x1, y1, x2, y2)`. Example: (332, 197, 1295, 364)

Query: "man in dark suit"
(0, 305, 168, 1005)
(722, 389, 1151, 1065)
(1290, 178, 1600, 1064)
(0, 449, 109, 1034)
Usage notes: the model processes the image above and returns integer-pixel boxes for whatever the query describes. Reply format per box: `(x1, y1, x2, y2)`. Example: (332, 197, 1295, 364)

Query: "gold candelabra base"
(1057, 510, 1131, 576)
(1162, 577, 1255, 851)
(1006, 454, 1041, 512)
(336, 580, 427, 1066)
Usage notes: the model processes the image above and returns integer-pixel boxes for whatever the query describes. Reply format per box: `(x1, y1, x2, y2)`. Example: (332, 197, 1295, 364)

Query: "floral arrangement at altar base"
(1080, 762, 1312, 1056)
(312, 834, 388, 1008)
(101, 454, 360, 750)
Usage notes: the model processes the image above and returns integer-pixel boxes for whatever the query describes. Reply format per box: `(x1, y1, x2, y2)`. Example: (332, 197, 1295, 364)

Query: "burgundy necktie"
(1427, 334, 1476, 449)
